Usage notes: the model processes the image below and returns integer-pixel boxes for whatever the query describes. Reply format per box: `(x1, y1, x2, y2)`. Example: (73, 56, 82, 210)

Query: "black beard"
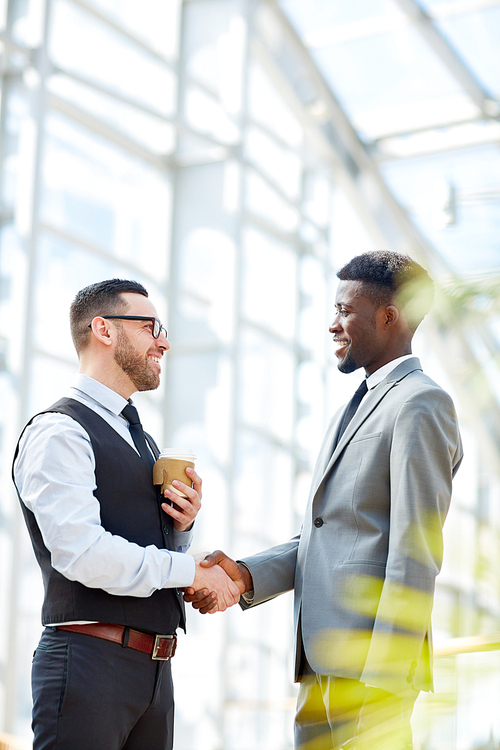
(337, 349, 360, 374)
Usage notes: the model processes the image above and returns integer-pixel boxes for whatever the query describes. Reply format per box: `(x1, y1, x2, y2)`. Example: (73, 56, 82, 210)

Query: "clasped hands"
(183, 550, 253, 614)
(159, 471, 251, 613)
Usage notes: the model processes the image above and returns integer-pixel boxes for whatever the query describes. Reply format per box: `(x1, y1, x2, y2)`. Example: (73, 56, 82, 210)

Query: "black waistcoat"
(13, 397, 186, 634)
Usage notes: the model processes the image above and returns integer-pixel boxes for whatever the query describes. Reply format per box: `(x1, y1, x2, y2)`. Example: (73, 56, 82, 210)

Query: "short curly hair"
(337, 250, 434, 331)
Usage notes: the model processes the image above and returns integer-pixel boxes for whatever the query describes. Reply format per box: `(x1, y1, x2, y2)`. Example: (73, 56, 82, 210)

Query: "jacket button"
(314, 518, 324, 528)
(411, 661, 417, 669)
(406, 675, 413, 683)
(163, 525, 169, 535)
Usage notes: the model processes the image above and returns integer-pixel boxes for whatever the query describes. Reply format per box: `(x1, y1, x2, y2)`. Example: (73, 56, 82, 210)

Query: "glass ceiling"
(278, 0, 500, 276)
(275, 0, 500, 460)
(279, 0, 500, 142)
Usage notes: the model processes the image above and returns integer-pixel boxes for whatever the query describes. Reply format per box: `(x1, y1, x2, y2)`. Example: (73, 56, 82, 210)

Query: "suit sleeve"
(239, 533, 300, 609)
(360, 386, 462, 694)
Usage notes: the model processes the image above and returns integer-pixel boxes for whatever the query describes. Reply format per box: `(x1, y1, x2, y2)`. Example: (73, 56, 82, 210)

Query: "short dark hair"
(70, 278, 148, 353)
(337, 250, 434, 331)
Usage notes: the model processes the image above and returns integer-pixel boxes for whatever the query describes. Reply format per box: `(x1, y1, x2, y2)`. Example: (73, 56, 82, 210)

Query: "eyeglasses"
(88, 315, 168, 340)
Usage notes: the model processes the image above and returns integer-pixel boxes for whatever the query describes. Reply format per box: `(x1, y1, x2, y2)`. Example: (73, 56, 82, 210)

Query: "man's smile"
(333, 338, 349, 355)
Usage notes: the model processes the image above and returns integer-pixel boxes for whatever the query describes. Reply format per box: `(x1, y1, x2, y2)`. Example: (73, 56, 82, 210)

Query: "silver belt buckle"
(152, 634, 176, 660)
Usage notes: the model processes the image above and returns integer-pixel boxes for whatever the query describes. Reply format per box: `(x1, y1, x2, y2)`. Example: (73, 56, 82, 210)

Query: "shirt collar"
(366, 354, 415, 390)
(70, 373, 130, 416)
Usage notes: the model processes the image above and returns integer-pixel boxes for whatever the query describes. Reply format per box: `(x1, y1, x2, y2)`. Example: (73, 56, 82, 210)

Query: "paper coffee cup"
(153, 449, 196, 498)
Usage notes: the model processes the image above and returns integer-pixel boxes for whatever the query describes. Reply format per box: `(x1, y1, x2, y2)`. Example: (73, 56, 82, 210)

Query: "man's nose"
(158, 332, 170, 351)
(329, 313, 341, 333)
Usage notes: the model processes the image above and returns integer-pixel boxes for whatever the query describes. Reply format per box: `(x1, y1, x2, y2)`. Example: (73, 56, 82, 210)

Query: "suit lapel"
(311, 357, 422, 499)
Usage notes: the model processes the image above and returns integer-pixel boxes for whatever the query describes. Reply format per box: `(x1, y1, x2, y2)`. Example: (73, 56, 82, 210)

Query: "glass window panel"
(239, 327, 295, 441)
(380, 144, 500, 275)
(185, 86, 240, 144)
(83, 0, 182, 58)
(165, 350, 219, 444)
(242, 227, 297, 341)
(184, 5, 245, 116)
(234, 430, 294, 541)
(41, 112, 172, 275)
(280, 0, 401, 35)
(0, 225, 28, 373)
(245, 169, 299, 233)
(29, 353, 78, 416)
(2, 85, 31, 211)
(330, 189, 375, 271)
(303, 171, 330, 227)
(297, 254, 327, 361)
(50, 0, 175, 116)
(310, 25, 468, 140)
(10, 0, 44, 47)
(178, 224, 236, 345)
(245, 126, 301, 200)
(48, 74, 176, 155)
(248, 62, 302, 148)
(435, 8, 500, 99)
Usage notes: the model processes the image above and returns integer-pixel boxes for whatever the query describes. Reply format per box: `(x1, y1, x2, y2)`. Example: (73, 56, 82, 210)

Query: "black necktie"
(121, 403, 154, 469)
(335, 379, 368, 447)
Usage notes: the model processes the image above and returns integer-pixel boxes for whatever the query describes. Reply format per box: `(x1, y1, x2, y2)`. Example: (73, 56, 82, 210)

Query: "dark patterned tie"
(121, 402, 154, 469)
(335, 379, 368, 447)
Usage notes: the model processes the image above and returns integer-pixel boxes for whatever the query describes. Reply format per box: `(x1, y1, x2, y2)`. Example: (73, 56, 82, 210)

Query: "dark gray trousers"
(32, 627, 174, 750)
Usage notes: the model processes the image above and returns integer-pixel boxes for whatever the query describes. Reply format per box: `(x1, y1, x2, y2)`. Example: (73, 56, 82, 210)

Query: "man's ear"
(89, 317, 114, 347)
(384, 305, 400, 327)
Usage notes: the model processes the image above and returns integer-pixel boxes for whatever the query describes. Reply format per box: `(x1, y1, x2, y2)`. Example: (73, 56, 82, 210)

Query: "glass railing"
(413, 635, 500, 750)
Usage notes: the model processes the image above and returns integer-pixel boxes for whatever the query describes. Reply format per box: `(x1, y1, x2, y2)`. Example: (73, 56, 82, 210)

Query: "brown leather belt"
(57, 623, 176, 660)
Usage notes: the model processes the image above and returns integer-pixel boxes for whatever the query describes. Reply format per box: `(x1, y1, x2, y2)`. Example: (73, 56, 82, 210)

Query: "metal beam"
(392, 0, 500, 119)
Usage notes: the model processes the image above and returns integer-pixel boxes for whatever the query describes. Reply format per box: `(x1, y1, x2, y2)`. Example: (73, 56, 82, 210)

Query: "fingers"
(192, 561, 242, 614)
(186, 466, 202, 498)
(182, 587, 218, 614)
(200, 551, 252, 595)
(161, 468, 202, 532)
(199, 550, 225, 568)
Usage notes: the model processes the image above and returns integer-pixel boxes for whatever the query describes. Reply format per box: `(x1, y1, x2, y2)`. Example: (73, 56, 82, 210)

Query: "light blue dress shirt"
(14, 374, 196, 606)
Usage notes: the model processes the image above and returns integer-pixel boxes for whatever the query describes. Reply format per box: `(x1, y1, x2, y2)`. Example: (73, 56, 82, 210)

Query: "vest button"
(314, 518, 324, 528)
(163, 525, 169, 535)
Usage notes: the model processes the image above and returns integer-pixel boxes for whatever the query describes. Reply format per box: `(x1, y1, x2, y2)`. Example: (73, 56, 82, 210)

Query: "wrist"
(237, 562, 253, 593)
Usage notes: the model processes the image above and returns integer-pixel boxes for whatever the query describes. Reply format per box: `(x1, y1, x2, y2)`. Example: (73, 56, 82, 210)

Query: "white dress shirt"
(14, 374, 196, 609)
(366, 354, 415, 390)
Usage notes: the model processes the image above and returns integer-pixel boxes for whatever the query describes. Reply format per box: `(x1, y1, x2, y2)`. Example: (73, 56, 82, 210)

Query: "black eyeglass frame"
(88, 315, 167, 340)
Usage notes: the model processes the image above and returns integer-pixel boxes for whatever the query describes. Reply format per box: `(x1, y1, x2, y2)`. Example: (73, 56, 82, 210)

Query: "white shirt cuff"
(166, 551, 196, 589)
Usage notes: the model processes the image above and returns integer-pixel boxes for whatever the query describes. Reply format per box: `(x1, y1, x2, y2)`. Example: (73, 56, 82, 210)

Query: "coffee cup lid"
(159, 448, 196, 461)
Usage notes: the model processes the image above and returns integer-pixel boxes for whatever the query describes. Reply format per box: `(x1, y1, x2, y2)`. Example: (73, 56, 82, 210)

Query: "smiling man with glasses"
(13, 278, 240, 750)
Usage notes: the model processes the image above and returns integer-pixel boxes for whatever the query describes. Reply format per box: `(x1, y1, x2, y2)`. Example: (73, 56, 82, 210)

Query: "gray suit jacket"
(241, 358, 463, 694)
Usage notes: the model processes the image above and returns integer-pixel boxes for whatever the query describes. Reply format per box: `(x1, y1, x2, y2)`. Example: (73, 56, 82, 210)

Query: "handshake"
(186, 551, 253, 614)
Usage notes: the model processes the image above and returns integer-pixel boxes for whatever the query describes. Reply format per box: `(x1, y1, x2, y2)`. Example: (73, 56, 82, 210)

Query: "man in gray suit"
(186, 251, 463, 749)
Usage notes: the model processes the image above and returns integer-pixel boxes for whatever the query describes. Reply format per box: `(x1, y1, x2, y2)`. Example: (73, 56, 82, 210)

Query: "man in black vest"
(13, 279, 240, 750)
